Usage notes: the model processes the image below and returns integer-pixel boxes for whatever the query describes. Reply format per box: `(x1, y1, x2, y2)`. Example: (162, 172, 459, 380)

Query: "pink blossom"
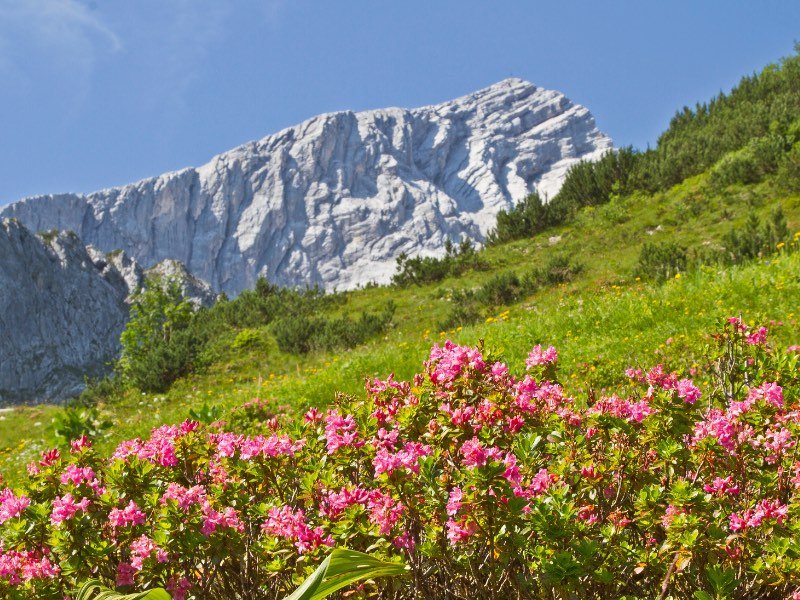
(108, 500, 146, 528)
(129, 535, 167, 570)
(374, 442, 432, 477)
(161, 483, 207, 510)
(262, 506, 334, 553)
(50, 493, 90, 525)
(428, 341, 486, 385)
(747, 382, 784, 408)
(201, 503, 244, 535)
(70, 435, 92, 453)
(166, 576, 193, 600)
(319, 486, 370, 519)
(446, 487, 463, 516)
(525, 345, 558, 369)
(459, 437, 502, 468)
(577, 504, 598, 524)
(393, 531, 415, 551)
(324, 410, 363, 454)
(446, 517, 477, 544)
(703, 476, 740, 496)
(490, 361, 509, 379)
(116, 562, 135, 587)
(746, 326, 768, 345)
(0, 489, 30, 524)
(676, 379, 702, 404)
(366, 490, 404, 535)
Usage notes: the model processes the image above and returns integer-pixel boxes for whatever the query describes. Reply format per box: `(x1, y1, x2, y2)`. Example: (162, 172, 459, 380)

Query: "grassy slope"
(1, 173, 798, 483)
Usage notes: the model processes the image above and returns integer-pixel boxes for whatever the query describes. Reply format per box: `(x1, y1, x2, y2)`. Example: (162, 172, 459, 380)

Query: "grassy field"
(1, 171, 798, 484)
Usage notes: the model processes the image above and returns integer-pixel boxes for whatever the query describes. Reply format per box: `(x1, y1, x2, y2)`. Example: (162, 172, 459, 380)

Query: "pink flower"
(0, 489, 30, 524)
(116, 562, 135, 587)
(747, 382, 784, 408)
(428, 341, 486, 385)
(319, 487, 370, 519)
(373, 442, 431, 477)
(446, 517, 477, 544)
(303, 408, 322, 424)
(129, 535, 167, 570)
(50, 493, 90, 525)
(262, 506, 333, 553)
(676, 379, 701, 404)
(526, 344, 558, 368)
(70, 435, 92, 453)
(746, 326, 768, 345)
(446, 487, 463, 516)
(366, 490, 404, 535)
(458, 437, 502, 468)
(324, 410, 363, 454)
(703, 476, 740, 496)
(166, 576, 193, 600)
(161, 483, 207, 509)
(108, 500, 146, 528)
(201, 503, 244, 536)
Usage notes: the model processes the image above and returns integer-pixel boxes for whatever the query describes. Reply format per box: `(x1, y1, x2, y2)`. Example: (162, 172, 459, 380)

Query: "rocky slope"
(0, 220, 215, 403)
(0, 219, 131, 403)
(2, 79, 612, 294)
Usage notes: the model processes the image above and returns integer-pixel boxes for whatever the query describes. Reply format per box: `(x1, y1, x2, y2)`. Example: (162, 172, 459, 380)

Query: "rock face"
(0, 219, 130, 403)
(0, 220, 215, 403)
(2, 79, 612, 294)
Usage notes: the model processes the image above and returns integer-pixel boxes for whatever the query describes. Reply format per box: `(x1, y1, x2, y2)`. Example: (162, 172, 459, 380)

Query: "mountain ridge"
(2, 79, 612, 294)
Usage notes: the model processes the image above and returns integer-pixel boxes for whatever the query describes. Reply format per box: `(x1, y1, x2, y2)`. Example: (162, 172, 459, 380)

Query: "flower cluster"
(0, 317, 797, 599)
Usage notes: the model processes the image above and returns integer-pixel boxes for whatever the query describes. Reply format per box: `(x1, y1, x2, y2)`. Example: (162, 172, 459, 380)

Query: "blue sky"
(1, 0, 798, 203)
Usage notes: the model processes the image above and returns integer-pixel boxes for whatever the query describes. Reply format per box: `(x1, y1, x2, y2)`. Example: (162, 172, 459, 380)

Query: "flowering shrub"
(0, 318, 799, 598)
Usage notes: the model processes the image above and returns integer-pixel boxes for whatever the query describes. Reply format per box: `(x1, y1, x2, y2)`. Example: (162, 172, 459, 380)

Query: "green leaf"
(74, 580, 171, 600)
(693, 592, 713, 600)
(283, 548, 407, 600)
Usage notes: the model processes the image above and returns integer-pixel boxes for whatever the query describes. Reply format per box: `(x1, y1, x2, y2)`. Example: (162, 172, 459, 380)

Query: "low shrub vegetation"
(2, 318, 799, 598)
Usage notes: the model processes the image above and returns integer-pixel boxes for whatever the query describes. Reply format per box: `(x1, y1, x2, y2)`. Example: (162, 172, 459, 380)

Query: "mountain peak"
(2, 82, 611, 294)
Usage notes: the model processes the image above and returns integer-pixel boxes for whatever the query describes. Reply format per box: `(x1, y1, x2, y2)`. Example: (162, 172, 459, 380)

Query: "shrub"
(635, 241, 689, 281)
(118, 279, 199, 393)
(392, 238, 488, 287)
(273, 303, 395, 355)
(1, 319, 799, 598)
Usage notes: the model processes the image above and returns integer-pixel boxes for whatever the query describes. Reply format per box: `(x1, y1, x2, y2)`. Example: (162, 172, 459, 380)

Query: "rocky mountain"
(2, 79, 612, 294)
(0, 219, 215, 403)
(0, 219, 130, 403)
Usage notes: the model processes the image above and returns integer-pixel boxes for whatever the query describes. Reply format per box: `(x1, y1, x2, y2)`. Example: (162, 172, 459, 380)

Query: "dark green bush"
(635, 242, 689, 281)
(392, 238, 488, 286)
(274, 302, 396, 355)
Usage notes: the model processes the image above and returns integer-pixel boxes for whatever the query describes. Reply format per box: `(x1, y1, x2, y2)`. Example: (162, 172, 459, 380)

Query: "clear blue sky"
(1, 0, 798, 204)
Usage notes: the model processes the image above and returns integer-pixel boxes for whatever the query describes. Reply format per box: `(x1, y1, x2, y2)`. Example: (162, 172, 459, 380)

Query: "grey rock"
(0, 219, 129, 403)
(145, 259, 216, 308)
(2, 79, 612, 295)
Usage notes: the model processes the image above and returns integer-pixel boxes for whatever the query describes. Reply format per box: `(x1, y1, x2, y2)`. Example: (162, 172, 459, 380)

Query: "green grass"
(1, 173, 799, 484)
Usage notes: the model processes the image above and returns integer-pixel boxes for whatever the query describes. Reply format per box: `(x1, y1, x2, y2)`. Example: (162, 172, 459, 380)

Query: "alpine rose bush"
(0, 318, 798, 598)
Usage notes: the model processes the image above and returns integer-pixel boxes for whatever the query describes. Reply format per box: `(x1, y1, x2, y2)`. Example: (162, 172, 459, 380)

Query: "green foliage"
(392, 238, 488, 286)
(274, 302, 396, 354)
(723, 207, 791, 263)
(440, 256, 582, 329)
(118, 278, 198, 393)
(75, 580, 170, 599)
(487, 191, 554, 245)
(635, 241, 689, 281)
(187, 402, 222, 425)
(709, 134, 786, 187)
(52, 406, 112, 448)
(283, 549, 406, 600)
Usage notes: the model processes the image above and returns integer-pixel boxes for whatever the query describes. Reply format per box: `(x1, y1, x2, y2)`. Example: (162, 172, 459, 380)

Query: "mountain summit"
(2, 80, 611, 293)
